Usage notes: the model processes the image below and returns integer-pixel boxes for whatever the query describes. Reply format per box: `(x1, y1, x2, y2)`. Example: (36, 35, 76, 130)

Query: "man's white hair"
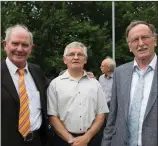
(63, 41, 87, 56)
(4, 24, 33, 44)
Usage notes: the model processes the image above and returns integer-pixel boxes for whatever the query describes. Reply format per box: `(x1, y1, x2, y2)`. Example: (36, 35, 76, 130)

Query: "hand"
(87, 72, 95, 78)
(68, 135, 75, 145)
(72, 135, 89, 146)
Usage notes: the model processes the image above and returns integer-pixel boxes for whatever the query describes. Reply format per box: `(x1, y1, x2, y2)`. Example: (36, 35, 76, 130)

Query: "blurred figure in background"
(99, 57, 116, 108)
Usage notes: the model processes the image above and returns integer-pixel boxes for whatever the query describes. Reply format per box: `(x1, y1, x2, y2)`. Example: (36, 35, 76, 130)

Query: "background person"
(99, 57, 116, 108)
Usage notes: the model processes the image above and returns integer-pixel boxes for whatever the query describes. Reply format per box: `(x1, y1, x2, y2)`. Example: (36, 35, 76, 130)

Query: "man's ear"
(128, 42, 132, 52)
(84, 57, 88, 64)
(31, 44, 35, 49)
(2, 40, 7, 49)
(63, 56, 67, 65)
(154, 36, 157, 47)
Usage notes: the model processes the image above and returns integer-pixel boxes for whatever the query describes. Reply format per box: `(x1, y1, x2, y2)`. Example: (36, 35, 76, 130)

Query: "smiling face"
(3, 27, 34, 68)
(63, 47, 87, 71)
(127, 24, 157, 62)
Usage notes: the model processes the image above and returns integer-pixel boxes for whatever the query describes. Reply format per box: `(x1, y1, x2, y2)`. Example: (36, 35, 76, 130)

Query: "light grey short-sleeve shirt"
(47, 70, 109, 133)
(99, 74, 113, 103)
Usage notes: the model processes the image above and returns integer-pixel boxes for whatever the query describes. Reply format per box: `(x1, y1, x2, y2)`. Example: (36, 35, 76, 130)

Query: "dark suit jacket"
(1, 60, 49, 146)
(101, 61, 157, 146)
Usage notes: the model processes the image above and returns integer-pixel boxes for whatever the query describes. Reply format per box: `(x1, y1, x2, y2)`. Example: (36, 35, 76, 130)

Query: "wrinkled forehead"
(128, 24, 153, 39)
(9, 27, 30, 40)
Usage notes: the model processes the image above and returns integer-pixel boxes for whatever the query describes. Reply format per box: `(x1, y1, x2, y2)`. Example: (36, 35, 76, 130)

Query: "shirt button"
(80, 116, 81, 118)
(80, 129, 82, 131)
(79, 92, 80, 94)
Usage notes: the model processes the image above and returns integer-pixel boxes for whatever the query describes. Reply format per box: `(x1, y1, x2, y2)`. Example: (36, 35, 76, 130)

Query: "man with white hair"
(99, 57, 116, 108)
(47, 41, 109, 146)
(1, 24, 48, 146)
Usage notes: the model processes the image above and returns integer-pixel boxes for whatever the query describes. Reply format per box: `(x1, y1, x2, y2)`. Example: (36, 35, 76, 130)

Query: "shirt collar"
(6, 57, 29, 74)
(133, 54, 157, 71)
(60, 69, 89, 80)
(104, 73, 113, 79)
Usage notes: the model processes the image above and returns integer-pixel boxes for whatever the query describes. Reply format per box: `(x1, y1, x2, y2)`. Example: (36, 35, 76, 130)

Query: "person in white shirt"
(47, 41, 109, 146)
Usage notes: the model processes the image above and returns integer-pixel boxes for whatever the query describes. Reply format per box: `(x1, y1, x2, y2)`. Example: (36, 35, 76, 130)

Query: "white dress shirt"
(129, 54, 157, 146)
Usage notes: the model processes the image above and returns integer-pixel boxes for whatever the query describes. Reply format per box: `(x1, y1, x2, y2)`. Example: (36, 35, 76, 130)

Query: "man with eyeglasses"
(101, 20, 157, 146)
(47, 41, 109, 146)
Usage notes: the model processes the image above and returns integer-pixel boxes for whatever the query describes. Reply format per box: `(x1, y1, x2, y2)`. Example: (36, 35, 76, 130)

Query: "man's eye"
(78, 53, 84, 57)
(12, 42, 19, 46)
(132, 38, 139, 43)
(142, 36, 150, 40)
(22, 44, 29, 47)
(69, 53, 75, 56)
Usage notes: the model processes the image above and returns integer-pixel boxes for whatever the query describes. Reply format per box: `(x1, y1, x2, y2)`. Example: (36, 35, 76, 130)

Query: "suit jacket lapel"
(1, 60, 19, 102)
(144, 61, 157, 120)
(124, 62, 134, 122)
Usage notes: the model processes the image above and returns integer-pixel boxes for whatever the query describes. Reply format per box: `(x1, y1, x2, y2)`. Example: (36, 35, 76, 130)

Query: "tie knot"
(18, 69, 25, 76)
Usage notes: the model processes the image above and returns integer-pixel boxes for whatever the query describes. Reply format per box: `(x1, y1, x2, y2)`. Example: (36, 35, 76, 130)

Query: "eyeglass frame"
(65, 52, 86, 58)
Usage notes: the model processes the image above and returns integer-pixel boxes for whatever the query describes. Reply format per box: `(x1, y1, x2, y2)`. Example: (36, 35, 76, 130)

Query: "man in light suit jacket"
(101, 20, 157, 146)
(1, 24, 49, 146)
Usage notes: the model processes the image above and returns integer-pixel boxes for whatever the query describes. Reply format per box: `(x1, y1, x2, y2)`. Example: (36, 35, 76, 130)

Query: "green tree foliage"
(1, 1, 158, 78)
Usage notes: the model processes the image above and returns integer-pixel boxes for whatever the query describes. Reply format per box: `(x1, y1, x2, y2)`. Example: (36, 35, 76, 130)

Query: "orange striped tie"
(18, 69, 30, 137)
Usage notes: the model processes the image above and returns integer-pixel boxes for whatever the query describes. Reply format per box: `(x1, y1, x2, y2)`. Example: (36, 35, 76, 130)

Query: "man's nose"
(73, 54, 79, 59)
(138, 38, 144, 46)
(17, 45, 23, 51)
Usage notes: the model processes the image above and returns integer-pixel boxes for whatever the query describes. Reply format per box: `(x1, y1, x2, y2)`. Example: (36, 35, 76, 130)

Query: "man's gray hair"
(105, 56, 116, 72)
(4, 24, 33, 44)
(63, 41, 87, 56)
(126, 20, 157, 42)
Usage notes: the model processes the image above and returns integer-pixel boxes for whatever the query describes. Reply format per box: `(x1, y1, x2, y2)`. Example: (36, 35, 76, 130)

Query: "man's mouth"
(73, 62, 79, 64)
(137, 47, 148, 52)
(14, 53, 25, 56)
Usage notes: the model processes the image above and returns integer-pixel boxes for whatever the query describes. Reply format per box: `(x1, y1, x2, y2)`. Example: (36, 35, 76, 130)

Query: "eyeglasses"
(66, 53, 86, 58)
(128, 35, 154, 45)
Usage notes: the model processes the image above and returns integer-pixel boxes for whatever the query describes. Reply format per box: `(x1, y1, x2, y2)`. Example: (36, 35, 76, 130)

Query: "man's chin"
(71, 66, 83, 70)
(12, 59, 26, 68)
(137, 54, 152, 61)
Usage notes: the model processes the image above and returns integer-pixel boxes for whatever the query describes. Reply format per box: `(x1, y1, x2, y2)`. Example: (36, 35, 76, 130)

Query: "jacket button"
(124, 141, 127, 145)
